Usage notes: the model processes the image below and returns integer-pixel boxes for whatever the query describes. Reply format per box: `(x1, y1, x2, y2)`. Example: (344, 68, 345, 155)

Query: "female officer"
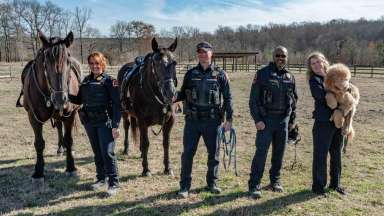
(69, 52, 121, 196)
(308, 52, 345, 195)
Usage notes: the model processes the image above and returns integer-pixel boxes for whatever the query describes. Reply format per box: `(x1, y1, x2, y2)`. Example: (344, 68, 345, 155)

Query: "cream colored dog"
(324, 63, 360, 141)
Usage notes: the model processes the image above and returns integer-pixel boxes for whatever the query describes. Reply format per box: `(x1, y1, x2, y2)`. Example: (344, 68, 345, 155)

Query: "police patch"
(112, 79, 118, 87)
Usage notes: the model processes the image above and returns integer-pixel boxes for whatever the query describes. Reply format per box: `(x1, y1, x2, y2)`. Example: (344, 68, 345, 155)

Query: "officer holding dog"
(69, 52, 121, 197)
(176, 41, 233, 198)
(248, 46, 298, 199)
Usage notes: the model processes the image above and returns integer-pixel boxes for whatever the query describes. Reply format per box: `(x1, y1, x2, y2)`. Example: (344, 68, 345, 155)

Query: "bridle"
(141, 52, 177, 107)
(29, 44, 72, 123)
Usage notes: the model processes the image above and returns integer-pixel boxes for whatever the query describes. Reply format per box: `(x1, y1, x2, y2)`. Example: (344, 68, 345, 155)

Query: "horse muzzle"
(51, 91, 68, 110)
(162, 79, 176, 104)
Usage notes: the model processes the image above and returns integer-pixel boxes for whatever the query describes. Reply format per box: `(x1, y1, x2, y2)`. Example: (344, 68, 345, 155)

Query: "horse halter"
(148, 53, 177, 106)
(40, 45, 71, 108)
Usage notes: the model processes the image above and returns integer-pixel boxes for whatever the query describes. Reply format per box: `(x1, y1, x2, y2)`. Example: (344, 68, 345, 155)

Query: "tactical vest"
(80, 75, 111, 123)
(184, 68, 222, 120)
(262, 70, 295, 115)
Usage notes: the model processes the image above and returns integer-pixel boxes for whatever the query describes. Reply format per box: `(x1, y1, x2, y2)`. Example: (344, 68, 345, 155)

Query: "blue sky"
(39, 0, 384, 36)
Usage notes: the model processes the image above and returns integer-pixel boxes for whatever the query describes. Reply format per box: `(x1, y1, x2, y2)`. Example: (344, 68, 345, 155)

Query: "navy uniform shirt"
(249, 62, 298, 124)
(177, 63, 233, 122)
(69, 72, 121, 128)
(309, 74, 333, 122)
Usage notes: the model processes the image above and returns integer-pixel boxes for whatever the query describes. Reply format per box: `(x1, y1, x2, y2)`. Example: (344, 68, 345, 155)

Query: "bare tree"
(110, 20, 127, 52)
(73, 6, 91, 63)
(19, 0, 51, 56)
(84, 26, 100, 54)
(44, 0, 61, 37)
(0, 2, 14, 62)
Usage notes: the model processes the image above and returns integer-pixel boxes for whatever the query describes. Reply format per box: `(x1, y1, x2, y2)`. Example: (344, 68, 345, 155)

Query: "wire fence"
(1, 62, 384, 79)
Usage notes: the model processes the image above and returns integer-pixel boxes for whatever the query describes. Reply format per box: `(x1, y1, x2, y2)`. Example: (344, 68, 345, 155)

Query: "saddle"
(121, 56, 145, 110)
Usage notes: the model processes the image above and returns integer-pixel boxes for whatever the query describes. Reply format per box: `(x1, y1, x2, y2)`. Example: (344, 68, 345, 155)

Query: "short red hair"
(87, 51, 107, 71)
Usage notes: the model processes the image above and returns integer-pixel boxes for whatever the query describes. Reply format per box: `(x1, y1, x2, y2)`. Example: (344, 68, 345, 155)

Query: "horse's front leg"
(162, 114, 174, 177)
(63, 114, 77, 176)
(139, 123, 151, 176)
(28, 113, 45, 182)
(56, 120, 65, 155)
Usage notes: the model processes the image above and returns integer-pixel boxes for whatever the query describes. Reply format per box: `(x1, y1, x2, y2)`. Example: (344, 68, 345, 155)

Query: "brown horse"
(118, 38, 178, 176)
(21, 31, 81, 182)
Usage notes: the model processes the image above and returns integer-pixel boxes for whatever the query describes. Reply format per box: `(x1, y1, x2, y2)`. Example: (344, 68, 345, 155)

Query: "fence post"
(9, 65, 12, 80)
(353, 65, 356, 77)
(371, 65, 374, 78)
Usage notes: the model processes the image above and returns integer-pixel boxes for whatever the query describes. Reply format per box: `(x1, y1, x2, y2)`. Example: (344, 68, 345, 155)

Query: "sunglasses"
(275, 54, 287, 58)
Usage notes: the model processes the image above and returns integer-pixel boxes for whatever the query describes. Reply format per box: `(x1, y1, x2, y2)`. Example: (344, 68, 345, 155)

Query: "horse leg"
(63, 114, 77, 176)
(28, 113, 45, 183)
(139, 123, 151, 176)
(122, 112, 130, 155)
(56, 121, 65, 156)
(163, 115, 174, 177)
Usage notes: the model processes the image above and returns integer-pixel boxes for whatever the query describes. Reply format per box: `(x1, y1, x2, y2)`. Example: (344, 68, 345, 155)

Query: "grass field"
(0, 71, 383, 215)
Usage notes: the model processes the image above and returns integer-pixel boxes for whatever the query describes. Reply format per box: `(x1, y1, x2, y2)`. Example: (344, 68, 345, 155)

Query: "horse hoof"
(142, 171, 152, 177)
(66, 171, 78, 178)
(164, 169, 174, 177)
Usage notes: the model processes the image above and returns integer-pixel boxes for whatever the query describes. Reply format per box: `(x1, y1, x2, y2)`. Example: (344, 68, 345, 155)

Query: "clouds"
(45, 0, 384, 35)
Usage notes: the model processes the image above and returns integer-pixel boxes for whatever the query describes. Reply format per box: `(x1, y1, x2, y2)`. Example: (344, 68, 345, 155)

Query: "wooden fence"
(1, 63, 384, 79)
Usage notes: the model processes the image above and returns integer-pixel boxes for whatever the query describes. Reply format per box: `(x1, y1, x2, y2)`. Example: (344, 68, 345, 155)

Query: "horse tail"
(130, 116, 139, 145)
(72, 111, 79, 133)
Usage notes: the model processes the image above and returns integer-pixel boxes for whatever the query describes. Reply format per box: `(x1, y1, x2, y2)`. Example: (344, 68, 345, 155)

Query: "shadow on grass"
(45, 188, 249, 216)
(0, 156, 95, 215)
(47, 188, 317, 216)
(209, 189, 318, 215)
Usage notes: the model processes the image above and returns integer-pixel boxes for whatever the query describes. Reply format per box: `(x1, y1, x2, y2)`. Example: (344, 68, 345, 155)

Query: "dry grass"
(0, 72, 383, 215)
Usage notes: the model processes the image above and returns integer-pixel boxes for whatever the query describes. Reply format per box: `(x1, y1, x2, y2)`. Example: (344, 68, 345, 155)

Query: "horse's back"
(118, 62, 135, 84)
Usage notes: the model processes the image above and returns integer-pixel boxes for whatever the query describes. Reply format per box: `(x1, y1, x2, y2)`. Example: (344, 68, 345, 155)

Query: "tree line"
(1, 0, 384, 66)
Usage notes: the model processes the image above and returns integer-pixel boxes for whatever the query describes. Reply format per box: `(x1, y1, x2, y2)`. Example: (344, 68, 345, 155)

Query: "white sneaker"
(91, 180, 107, 190)
(107, 185, 119, 197)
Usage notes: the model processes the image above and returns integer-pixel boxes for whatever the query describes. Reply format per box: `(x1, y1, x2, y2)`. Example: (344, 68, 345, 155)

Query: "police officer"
(307, 52, 345, 195)
(248, 46, 298, 199)
(69, 52, 121, 197)
(176, 41, 233, 198)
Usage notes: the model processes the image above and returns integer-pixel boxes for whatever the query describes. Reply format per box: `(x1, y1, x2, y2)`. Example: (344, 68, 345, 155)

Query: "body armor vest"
(262, 71, 295, 115)
(188, 69, 220, 110)
(79, 76, 111, 123)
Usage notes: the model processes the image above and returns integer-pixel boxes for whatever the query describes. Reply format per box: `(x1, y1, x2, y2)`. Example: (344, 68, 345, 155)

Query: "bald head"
(273, 46, 288, 71)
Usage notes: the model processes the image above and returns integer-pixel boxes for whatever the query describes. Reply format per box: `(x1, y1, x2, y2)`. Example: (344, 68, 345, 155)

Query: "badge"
(96, 76, 102, 81)
(285, 73, 291, 80)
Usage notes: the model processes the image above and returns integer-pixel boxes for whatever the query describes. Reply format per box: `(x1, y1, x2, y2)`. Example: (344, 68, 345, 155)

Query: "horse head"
(37, 30, 74, 111)
(149, 37, 178, 105)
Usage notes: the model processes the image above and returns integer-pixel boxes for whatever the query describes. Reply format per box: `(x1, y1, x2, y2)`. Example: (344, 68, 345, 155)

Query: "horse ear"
(168, 37, 177, 52)
(152, 38, 159, 52)
(38, 30, 49, 48)
(64, 31, 74, 47)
